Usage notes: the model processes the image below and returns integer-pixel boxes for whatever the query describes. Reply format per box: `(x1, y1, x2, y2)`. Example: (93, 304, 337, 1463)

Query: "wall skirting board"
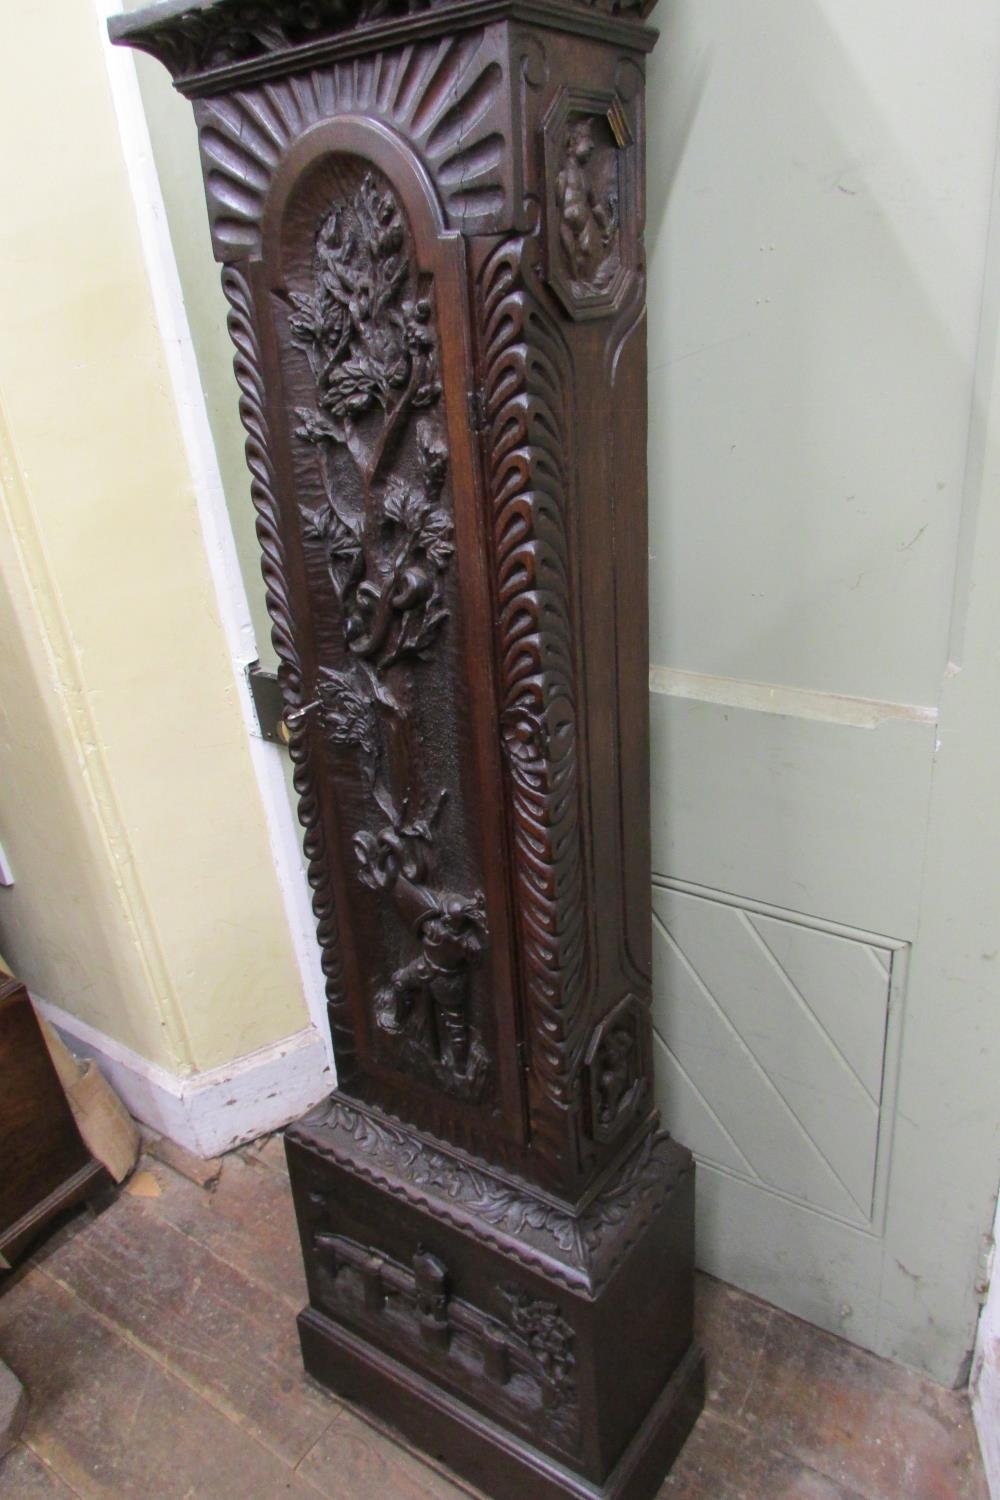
(34, 997, 332, 1158)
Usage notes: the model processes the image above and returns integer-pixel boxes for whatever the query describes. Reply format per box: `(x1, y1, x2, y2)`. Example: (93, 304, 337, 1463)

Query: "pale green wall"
(643, 0, 1000, 1384)
(646, 0, 998, 708)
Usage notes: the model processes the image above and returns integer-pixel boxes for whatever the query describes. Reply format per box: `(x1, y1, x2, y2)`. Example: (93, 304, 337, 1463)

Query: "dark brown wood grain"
(0, 976, 106, 1267)
(110, 2, 701, 1494)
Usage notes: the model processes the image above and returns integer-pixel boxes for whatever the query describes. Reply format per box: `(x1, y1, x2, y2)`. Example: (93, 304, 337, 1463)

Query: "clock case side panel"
(466, 28, 659, 1200)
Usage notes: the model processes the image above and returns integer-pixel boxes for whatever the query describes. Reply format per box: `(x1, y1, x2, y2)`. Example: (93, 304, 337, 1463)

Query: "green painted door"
(644, 0, 1000, 1382)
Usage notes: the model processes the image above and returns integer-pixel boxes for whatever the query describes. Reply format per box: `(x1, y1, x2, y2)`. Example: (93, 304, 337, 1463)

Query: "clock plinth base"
(298, 1311, 704, 1500)
(286, 1098, 703, 1500)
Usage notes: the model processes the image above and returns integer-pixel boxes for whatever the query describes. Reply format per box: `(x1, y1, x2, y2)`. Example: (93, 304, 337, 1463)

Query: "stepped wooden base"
(299, 1311, 704, 1500)
(286, 1098, 703, 1500)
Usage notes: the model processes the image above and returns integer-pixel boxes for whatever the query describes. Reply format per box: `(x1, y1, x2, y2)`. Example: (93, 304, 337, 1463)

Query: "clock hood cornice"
(110, 0, 659, 97)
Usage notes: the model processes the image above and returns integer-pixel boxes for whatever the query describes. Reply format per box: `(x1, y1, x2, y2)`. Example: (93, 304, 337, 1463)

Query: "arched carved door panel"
(254, 120, 526, 1144)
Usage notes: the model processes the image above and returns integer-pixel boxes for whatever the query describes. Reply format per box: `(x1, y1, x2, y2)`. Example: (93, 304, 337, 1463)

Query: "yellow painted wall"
(0, 0, 309, 1073)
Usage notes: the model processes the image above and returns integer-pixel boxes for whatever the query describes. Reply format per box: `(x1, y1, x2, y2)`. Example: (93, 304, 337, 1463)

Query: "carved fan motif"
(196, 33, 506, 255)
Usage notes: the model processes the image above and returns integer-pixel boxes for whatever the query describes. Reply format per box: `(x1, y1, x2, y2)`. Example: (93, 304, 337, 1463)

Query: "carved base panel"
(286, 1097, 702, 1499)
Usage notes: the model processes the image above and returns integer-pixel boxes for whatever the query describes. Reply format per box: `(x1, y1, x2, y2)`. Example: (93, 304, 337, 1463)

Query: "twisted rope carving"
(476, 239, 590, 1178)
(221, 263, 354, 1077)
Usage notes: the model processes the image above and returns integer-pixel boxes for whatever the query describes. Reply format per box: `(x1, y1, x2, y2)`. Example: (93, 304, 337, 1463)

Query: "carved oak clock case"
(111, 2, 703, 1495)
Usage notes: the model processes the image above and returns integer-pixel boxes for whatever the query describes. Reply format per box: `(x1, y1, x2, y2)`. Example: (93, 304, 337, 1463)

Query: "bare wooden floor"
(0, 1138, 988, 1500)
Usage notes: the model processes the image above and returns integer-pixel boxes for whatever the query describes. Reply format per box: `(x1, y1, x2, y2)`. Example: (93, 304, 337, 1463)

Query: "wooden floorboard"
(0, 1141, 990, 1500)
(0, 1270, 328, 1499)
(35, 1190, 334, 1466)
(127, 1149, 308, 1312)
(0, 1443, 82, 1499)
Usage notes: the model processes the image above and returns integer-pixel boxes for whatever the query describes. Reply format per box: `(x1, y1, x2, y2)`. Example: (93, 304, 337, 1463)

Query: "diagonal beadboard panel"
(651, 886, 895, 1224)
(652, 1031, 761, 1180)
(737, 912, 879, 1107)
(746, 910, 893, 1101)
(652, 908, 870, 1222)
(654, 891, 880, 1203)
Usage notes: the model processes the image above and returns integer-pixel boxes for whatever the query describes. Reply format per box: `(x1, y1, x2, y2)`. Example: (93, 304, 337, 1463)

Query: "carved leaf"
(295, 407, 346, 445)
(301, 504, 364, 599)
(383, 476, 420, 528)
(316, 667, 376, 755)
(418, 508, 454, 571)
(287, 290, 322, 346)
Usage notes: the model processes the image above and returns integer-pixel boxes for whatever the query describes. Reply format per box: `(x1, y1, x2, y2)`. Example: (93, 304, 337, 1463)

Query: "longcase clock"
(111, 2, 704, 1495)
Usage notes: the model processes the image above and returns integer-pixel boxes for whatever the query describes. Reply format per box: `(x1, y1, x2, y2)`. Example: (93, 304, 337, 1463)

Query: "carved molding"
(289, 1098, 691, 1292)
(475, 237, 591, 1175)
(113, 0, 657, 88)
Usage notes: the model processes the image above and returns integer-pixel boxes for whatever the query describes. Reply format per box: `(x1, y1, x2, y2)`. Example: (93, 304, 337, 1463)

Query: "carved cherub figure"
(555, 118, 617, 288)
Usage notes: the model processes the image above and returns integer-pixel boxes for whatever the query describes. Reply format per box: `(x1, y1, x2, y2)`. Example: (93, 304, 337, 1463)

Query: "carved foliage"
(476, 240, 588, 1173)
(500, 1285, 576, 1414)
(298, 1099, 688, 1291)
(291, 173, 450, 671)
(116, 1, 462, 78)
(291, 170, 488, 1099)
